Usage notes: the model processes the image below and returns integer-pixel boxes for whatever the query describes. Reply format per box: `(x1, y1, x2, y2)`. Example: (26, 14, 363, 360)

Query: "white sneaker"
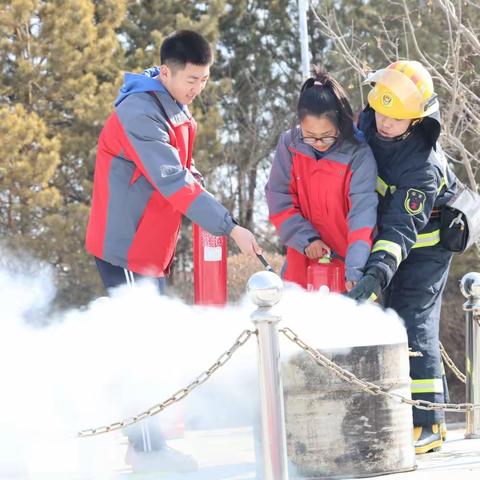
(125, 444, 198, 473)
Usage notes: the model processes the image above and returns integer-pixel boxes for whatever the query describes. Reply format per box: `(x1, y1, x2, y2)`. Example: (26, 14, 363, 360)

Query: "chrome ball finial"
(246, 271, 283, 307)
(460, 272, 480, 299)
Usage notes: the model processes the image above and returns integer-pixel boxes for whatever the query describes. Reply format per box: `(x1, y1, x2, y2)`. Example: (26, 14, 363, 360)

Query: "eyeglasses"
(301, 135, 338, 147)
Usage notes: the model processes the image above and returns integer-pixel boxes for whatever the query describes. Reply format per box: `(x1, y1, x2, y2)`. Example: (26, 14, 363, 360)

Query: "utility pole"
(298, 0, 310, 79)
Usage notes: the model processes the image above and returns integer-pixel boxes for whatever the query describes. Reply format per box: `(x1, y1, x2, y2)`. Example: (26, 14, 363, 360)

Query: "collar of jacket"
(375, 128, 413, 143)
(362, 105, 441, 149)
(151, 90, 192, 127)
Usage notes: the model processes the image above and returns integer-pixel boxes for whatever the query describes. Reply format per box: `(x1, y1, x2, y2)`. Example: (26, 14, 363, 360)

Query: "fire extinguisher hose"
(256, 253, 275, 272)
(329, 251, 345, 262)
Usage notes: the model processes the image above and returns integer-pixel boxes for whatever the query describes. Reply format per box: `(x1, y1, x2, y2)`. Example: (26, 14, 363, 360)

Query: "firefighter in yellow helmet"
(349, 60, 459, 454)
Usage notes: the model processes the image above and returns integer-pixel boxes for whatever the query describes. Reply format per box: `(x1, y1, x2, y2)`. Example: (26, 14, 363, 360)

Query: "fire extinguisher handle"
(256, 253, 274, 272)
(330, 251, 345, 262)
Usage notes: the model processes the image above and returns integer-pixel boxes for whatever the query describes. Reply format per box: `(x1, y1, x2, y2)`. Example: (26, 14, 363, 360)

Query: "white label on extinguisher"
(204, 246, 222, 261)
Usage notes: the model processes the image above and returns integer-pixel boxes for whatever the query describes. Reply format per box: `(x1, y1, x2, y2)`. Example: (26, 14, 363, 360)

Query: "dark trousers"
(95, 257, 166, 294)
(94, 257, 167, 451)
(383, 245, 453, 427)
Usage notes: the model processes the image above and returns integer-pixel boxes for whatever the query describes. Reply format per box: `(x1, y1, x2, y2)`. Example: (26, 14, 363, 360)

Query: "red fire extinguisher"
(193, 224, 227, 305)
(307, 255, 346, 293)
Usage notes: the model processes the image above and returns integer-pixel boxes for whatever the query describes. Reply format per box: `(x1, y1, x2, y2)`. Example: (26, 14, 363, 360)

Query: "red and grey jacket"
(85, 89, 235, 276)
(265, 128, 378, 288)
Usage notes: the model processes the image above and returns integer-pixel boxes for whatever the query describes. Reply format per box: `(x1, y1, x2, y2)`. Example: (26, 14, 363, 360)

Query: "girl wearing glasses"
(266, 67, 378, 291)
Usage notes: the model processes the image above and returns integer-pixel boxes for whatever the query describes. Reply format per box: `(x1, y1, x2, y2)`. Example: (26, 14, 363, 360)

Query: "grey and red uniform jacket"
(359, 107, 457, 283)
(86, 72, 235, 276)
(265, 128, 378, 288)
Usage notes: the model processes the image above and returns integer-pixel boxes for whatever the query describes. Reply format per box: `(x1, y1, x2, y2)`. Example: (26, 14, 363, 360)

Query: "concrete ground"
(388, 425, 480, 480)
(2, 423, 478, 479)
(119, 423, 480, 480)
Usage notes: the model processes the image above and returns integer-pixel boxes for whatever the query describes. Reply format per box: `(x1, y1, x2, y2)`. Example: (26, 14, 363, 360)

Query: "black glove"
(347, 250, 399, 301)
(346, 272, 382, 302)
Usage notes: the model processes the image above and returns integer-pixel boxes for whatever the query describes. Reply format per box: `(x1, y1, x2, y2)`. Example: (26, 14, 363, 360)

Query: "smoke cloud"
(0, 253, 405, 479)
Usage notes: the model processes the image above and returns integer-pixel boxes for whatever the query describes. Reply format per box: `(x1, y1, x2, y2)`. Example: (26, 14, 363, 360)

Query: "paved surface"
(119, 427, 256, 480)
(389, 426, 480, 480)
(2, 424, 479, 479)
(118, 424, 480, 480)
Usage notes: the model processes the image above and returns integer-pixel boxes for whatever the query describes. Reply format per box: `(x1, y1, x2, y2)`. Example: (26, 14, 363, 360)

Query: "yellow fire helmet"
(366, 60, 439, 119)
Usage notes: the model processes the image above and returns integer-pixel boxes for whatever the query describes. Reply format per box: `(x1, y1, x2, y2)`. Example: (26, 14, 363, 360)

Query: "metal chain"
(408, 348, 423, 358)
(280, 327, 480, 413)
(77, 329, 255, 438)
(439, 341, 466, 384)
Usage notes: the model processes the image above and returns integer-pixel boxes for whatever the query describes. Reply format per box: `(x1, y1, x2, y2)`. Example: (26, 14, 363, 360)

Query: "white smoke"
(279, 282, 407, 352)
(0, 256, 406, 479)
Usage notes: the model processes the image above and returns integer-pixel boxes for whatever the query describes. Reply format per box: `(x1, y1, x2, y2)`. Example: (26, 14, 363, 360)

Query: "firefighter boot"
(414, 424, 443, 454)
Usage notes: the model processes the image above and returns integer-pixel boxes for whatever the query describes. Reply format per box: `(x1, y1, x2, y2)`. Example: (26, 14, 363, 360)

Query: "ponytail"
(297, 66, 357, 144)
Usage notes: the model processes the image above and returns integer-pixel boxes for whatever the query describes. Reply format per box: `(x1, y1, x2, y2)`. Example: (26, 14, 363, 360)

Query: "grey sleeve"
(345, 143, 378, 281)
(116, 94, 235, 236)
(265, 132, 320, 253)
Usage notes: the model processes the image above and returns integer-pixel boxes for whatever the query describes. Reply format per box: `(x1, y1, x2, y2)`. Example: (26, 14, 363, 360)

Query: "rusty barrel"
(282, 340, 416, 478)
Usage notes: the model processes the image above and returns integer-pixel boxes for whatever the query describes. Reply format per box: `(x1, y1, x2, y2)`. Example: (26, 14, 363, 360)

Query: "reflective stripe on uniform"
(436, 177, 447, 194)
(376, 176, 388, 197)
(371, 239, 402, 266)
(412, 229, 441, 249)
(411, 378, 444, 394)
(376, 176, 397, 196)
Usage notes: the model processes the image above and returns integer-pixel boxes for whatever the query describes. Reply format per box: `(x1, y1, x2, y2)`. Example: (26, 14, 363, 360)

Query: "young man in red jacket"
(85, 30, 261, 470)
(86, 30, 260, 293)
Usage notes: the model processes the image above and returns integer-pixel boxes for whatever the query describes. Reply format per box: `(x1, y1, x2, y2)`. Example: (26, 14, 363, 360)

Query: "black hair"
(297, 66, 357, 143)
(160, 30, 213, 68)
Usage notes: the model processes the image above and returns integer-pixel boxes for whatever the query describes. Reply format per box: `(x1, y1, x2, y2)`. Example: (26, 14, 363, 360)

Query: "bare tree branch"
(310, 0, 479, 191)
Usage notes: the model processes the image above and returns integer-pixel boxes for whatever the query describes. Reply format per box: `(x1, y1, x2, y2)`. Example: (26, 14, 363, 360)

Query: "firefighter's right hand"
(230, 225, 262, 257)
(305, 239, 331, 260)
(346, 272, 381, 302)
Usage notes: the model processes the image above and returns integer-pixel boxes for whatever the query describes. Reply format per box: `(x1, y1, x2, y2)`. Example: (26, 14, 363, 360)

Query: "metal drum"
(282, 341, 415, 478)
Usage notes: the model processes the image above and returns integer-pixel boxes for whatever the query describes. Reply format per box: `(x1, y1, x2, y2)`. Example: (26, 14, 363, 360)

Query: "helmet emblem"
(382, 94, 393, 107)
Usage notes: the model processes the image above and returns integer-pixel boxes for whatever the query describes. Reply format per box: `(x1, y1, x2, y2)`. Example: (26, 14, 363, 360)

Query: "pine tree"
(0, 103, 60, 242)
(0, 0, 126, 308)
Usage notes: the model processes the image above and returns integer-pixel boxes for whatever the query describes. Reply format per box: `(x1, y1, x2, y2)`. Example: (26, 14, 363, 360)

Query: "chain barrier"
(280, 327, 480, 413)
(77, 329, 255, 438)
(439, 341, 467, 384)
(408, 348, 423, 358)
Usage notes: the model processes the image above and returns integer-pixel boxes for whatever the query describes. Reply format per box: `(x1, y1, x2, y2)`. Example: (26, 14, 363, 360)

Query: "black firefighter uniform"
(359, 107, 457, 427)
